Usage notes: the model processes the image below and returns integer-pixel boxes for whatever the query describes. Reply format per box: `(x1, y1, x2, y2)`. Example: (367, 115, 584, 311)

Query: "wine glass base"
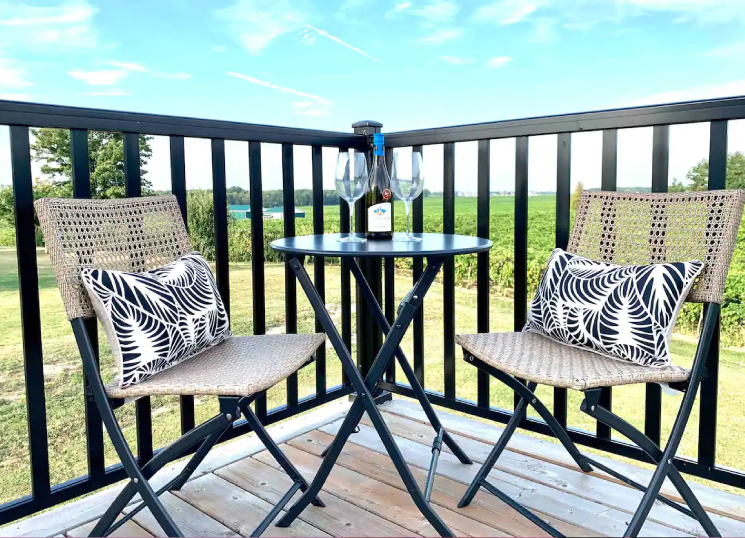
(338, 234, 366, 243)
(393, 233, 422, 242)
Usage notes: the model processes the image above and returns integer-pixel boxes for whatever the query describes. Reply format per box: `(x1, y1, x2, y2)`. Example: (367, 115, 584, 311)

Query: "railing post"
(352, 120, 383, 381)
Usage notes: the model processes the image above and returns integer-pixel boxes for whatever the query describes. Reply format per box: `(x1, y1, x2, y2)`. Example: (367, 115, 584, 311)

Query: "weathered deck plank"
(3, 397, 744, 538)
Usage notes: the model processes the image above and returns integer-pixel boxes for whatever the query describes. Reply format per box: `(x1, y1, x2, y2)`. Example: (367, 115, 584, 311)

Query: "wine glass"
(391, 151, 425, 242)
(335, 150, 368, 243)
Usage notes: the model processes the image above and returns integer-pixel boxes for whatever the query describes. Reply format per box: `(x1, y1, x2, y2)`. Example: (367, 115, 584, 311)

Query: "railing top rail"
(385, 95, 745, 147)
(0, 99, 364, 147)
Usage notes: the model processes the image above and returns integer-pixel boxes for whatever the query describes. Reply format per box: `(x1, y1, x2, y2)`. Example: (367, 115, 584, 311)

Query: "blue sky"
(2, 0, 745, 192)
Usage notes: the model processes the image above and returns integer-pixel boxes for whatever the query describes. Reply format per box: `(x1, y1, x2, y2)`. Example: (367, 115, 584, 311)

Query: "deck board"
(5, 398, 745, 538)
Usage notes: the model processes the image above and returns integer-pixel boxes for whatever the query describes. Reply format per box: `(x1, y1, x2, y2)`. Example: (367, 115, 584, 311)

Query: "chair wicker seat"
(105, 333, 326, 399)
(455, 332, 690, 391)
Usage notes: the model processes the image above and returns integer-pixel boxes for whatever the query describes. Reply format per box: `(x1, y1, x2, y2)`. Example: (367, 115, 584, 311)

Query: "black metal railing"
(1, 96, 745, 523)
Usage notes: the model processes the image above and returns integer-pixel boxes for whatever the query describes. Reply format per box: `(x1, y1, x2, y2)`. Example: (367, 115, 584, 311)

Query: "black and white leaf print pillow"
(524, 249, 704, 368)
(81, 253, 231, 388)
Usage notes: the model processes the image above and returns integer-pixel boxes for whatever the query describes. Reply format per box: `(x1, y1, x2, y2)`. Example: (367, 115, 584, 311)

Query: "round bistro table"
(271, 233, 492, 537)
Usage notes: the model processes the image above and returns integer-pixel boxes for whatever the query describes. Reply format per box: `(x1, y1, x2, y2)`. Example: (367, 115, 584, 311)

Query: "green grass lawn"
(0, 244, 744, 503)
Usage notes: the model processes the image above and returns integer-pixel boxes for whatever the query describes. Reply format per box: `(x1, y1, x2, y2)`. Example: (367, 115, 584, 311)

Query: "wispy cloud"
(419, 27, 463, 44)
(303, 24, 381, 63)
(385, 2, 411, 17)
(0, 0, 98, 50)
(68, 69, 127, 85)
(154, 72, 192, 80)
(227, 71, 331, 103)
(0, 58, 34, 89)
(441, 55, 473, 64)
(212, 45, 226, 52)
(215, 0, 309, 55)
(472, 0, 538, 25)
(487, 56, 511, 68)
(703, 41, 745, 58)
(629, 79, 745, 107)
(227, 71, 332, 116)
(101, 60, 147, 72)
(83, 88, 133, 96)
(412, 0, 459, 25)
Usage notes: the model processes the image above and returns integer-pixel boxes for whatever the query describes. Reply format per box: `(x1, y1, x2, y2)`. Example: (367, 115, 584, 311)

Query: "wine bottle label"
(367, 202, 391, 232)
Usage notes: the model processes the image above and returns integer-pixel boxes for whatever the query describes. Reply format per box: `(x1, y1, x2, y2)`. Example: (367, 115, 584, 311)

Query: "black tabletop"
(270, 233, 492, 258)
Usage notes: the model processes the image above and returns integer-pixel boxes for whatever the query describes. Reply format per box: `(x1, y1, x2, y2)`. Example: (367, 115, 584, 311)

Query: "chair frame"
(36, 195, 323, 538)
(456, 189, 745, 538)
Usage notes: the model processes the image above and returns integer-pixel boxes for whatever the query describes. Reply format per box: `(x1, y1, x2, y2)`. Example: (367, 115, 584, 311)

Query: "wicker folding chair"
(455, 190, 745, 538)
(35, 195, 325, 538)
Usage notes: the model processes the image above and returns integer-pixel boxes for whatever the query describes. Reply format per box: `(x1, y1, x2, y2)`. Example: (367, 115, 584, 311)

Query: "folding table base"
(278, 255, 471, 537)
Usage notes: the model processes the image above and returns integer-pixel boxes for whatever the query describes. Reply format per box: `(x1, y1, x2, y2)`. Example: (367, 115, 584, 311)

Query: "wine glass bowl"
(390, 151, 425, 242)
(335, 150, 368, 243)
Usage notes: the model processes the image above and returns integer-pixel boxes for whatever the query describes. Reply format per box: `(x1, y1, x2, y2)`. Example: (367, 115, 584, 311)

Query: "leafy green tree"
(570, 181, 584, 210)
(669, 177, 687, 192)
(683, 151, 745, 191)
(30, 128, 153, 198)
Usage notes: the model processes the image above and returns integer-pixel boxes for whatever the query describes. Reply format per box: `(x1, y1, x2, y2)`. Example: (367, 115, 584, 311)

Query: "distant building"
(228, 205, 307, 220)
(229, 204, 252, 220)
(262, 207, 306, 220)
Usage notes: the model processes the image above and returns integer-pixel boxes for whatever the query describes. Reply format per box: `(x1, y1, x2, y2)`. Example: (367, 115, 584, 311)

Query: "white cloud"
(411, 1, 459, 24)
(487, 55, 511, 68)
(703, 41, 745, 58)
(0, 59, 34, 89)
(303, 24, 381, 62)
(212, 45, 226, 52)
(0, 0, 98, 50)
(228, 71, 333, 116)
(154, 72, 192, 80)
(419, 27, 463, 44)
(441, 55, 473, 64)
(472, 0, 538, 24)
(101, 60, 147, 72)
(215, 0, 310, 55)
(83, 88, 133, 96)
(627, 79, 745, 107)
(385, 2, 411, 17)
(68, 69, 128, 85)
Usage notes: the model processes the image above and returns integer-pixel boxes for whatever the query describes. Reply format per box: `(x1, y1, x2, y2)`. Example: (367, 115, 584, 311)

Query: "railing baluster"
(170, 135, 195, 434)
(282, 143, 298, 406)
(514, 136, 529, 412)
(123, 132, 153, 463)
(477, 140, 490, 408)
(70, 128, 105, 484)
(311, 146, 326, 396)
(249, 141, 267, 419)
(699, 119, 727, 467)
(645, 125, 670, 446)
(412, 146, 425, 387)
(212, 139, 230, 316)
(443, 143, 455, 394)
(598, 128, 618, 439)
(10, 125, 51, 500)
(385, 148, 397, 383)
(553, 133, 571, 429)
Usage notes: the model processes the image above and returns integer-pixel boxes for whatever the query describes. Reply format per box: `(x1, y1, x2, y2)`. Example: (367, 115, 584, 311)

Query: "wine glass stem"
(405, 201, 411, 237)
(348, 201, 355, 236)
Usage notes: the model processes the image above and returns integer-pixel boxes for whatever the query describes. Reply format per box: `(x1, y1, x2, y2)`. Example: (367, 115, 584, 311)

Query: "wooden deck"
(4, 398, 745, 538)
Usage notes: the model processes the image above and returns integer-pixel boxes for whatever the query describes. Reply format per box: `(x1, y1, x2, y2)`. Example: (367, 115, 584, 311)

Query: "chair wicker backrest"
(35, 195, 191, 320)
(567, 190, 745, 304)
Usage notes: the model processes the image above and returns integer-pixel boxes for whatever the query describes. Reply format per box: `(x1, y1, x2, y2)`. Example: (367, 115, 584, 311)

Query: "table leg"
(347, 257, 473, 465)
(279, 255, 454, 537)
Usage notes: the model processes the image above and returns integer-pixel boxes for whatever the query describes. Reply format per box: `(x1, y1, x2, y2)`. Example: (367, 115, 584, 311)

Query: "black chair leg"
(239, 398, 325, 507)
(458, 383, 533, 508)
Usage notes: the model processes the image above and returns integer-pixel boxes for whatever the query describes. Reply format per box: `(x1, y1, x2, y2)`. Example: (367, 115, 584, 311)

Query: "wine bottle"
(366, 133, 393, 239)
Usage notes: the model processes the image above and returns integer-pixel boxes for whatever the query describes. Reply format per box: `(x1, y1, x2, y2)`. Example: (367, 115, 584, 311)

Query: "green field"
(0, 194, 744, 507)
